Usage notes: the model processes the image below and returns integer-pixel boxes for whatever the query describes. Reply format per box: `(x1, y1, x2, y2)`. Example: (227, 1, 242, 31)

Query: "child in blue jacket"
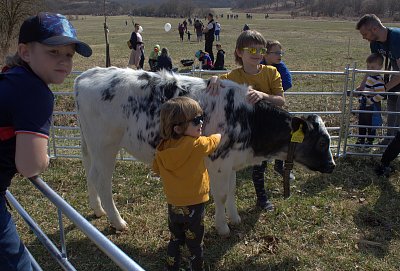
(261, 40, 294, 183)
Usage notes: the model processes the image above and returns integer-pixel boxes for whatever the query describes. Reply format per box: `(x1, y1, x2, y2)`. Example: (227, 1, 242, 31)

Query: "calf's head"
(292, 115, 336, 173)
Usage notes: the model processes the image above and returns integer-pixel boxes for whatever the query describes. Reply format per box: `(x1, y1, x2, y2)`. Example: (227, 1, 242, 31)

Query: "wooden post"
(104, 0, 111, 67)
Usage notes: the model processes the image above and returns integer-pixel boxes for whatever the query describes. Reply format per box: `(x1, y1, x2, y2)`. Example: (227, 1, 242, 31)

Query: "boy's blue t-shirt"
(370, 27, 400, 71)
(0, 66, 54, 191)
(260, 60, 292, 91)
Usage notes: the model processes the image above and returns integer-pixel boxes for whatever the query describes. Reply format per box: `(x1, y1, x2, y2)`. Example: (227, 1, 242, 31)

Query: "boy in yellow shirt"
(207, 30, 285, 211)
(153, 97, 221, 271)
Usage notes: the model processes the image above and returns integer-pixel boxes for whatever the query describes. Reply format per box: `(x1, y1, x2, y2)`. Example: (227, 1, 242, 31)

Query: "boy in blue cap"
(0, 12, 91, 270)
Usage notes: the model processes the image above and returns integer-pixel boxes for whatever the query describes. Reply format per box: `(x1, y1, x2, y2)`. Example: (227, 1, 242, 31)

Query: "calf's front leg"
(208, 165, 240, 235)
(226, 170, 241, 225)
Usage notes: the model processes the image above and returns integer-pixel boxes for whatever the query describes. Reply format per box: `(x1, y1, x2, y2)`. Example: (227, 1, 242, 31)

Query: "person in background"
(207, 30, 284, 211)
(153, 97, 221, 271)
(0, 12, 92, 271)
(182, 19, 188, 32)
(178, 23, 185, 42)
(261, 40, 294, 180)
(148, 44, 161, 72)
(356, 14, 400, 145)
(194, 19, 204, 42)
(203, 13, 216, 63)
(196, 50, 213, 70)
(243, 24, 250, 31)
(157, 47, 173, 71)
(128, 23, 144, 69)
(212, 43, 225, 70)
(215, 21, 221, 41)
(356, 53, 385, 145)
(187, 30, 192, 42)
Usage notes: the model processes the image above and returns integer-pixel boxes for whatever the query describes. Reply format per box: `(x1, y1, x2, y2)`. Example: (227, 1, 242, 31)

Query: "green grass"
(8, 11, 400, 271)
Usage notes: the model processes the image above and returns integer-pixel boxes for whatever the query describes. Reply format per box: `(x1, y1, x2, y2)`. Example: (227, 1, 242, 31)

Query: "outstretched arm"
(15, 133, 49, 178)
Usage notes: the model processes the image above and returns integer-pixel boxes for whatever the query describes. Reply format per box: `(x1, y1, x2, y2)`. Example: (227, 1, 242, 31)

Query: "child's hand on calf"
(206, 76, 224, 96)
(246, 87, 264, 104)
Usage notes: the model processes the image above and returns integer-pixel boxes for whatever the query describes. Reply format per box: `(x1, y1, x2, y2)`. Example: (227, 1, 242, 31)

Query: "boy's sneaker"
(274, 162, 295, 181)
(256, 200, 274, 211)
(375, 164, 392, 177)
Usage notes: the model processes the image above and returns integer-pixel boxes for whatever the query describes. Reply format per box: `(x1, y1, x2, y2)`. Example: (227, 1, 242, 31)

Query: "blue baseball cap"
(18, 12, 92, 57)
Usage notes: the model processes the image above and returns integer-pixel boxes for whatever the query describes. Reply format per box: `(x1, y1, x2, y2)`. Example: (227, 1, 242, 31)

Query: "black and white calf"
(74, 67, 335, 235)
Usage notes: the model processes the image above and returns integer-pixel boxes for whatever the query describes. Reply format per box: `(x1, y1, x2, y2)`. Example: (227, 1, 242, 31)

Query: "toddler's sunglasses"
(189, 115, 204, 126)
(242, 47, 268, 55)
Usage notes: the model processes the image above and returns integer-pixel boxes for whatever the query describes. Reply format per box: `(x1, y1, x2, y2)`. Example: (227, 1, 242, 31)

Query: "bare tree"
(0, 0, 43, 60)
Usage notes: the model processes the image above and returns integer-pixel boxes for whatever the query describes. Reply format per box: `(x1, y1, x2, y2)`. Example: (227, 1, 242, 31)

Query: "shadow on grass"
(300, 156, 400, 259)
(353, 176, 400, 259)
(25, 196, 268, 271)
(239, 256, 301, 271)
(300, 157, 375, 195)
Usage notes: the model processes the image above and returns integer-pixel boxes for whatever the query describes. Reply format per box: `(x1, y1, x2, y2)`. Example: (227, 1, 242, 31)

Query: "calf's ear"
(291, 117, 311, 134)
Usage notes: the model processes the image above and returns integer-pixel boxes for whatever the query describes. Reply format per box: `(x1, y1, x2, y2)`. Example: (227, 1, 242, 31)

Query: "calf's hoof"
(93, 208, 106, 218)
(111, 219, 129, 231)
(229, 215, 241, 225)
(216, 223, 231, 236)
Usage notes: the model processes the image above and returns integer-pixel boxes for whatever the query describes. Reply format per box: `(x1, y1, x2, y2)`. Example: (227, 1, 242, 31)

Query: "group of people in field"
(129, 13, 225, 72)
(1, 10, 399, 271)
(128, 22, 174, 72)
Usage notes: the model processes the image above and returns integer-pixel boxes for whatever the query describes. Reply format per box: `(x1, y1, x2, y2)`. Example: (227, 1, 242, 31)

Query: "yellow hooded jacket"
(153, 134, 221, 206)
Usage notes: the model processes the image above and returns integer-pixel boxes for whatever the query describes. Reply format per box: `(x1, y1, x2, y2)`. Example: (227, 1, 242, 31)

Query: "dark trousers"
(358, 100, 381, 143)
(148, 59, 157, 72)
(139, 49, 145, 69)
(358, 104, 376, 143)
(166, 203, 205, 271)
(381, 131, 400, 166)
(386, 89, 400, 137)
(252, 161, 268, 204)
(204, 40, 214, 63)
(0, 193, 32, 271)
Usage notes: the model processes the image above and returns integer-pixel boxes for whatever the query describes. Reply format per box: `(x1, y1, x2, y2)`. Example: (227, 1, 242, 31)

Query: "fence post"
(337, 64, 351, 157)
(342, 62, 358, 157)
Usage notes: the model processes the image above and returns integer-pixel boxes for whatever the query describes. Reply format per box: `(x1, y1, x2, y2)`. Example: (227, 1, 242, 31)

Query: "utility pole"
(104, 0, 111, 67)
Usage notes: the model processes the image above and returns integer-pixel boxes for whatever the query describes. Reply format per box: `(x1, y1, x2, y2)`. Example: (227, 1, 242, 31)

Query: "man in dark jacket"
(203, 13, 215, 63)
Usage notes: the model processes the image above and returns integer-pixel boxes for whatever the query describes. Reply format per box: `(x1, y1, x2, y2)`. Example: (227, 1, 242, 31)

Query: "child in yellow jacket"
(153, 97, 221, 271)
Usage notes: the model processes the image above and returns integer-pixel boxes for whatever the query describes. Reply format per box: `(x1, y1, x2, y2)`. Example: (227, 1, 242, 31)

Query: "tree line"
(233, 0, 400, 19)
(44, 0, 212, 18)
(2, 0, 400, 62)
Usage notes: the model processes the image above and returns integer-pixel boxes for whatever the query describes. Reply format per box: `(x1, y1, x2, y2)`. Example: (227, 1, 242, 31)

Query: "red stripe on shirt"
(15, 131, 49, 139)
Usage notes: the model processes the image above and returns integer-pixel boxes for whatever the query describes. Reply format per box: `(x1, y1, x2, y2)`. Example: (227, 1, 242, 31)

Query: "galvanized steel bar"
(28, 176, 145, 271)
(337, 64, 351, 157)
(5, 191, 77, 271)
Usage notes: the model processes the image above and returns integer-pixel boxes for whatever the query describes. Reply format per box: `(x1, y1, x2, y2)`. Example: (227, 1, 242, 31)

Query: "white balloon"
(138, 26, 143, 33)
(164, 23, 171, 32)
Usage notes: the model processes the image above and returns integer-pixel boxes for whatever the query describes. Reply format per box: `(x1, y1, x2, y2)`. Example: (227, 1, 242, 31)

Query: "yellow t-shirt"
(219, 65, 284, 96)
(153, 134, 221, 206)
